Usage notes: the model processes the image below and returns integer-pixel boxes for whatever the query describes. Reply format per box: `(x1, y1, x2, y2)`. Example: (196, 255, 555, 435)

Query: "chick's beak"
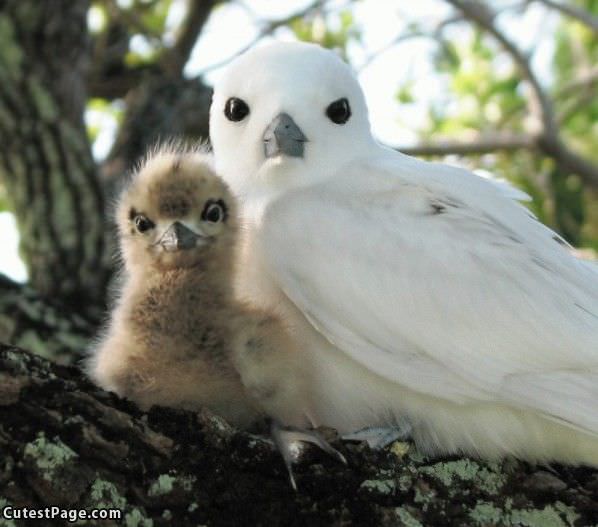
(263, 113, 307, 159)
(158, 221, 201, 252)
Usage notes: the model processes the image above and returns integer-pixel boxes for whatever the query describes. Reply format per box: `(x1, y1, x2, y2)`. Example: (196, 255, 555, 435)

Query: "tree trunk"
(100, 77, 213, 199)
(1, 344, 597, 526)
(0, 0, 111, 312)
(0, 0, 217, 318)
(0, 274, 95, 365)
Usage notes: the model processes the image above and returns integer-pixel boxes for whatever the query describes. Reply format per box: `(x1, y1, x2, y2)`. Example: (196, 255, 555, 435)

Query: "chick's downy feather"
(86, 144, 310, 429)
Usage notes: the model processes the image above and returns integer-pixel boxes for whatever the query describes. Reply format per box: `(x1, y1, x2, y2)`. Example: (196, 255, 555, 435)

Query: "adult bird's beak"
(158, 221, 201, 252)
(263, 113, 307, 159)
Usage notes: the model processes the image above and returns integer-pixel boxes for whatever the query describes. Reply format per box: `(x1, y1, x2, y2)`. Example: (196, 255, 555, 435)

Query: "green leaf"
(0, 183, 8, 212)
(396, 82, 415, 104)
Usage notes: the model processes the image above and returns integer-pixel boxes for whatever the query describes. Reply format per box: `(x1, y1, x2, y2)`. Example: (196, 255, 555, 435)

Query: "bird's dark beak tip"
(263, 113, 307, 159)
(159, 221, 199, 251)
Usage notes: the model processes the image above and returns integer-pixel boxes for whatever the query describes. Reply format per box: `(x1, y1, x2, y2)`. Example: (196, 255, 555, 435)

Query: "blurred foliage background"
(0, 0, 596, 306)
(86, 0, 598, 251)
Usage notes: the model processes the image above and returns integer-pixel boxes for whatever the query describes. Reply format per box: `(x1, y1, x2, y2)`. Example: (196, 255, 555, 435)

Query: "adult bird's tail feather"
(503, 371, 598, 437)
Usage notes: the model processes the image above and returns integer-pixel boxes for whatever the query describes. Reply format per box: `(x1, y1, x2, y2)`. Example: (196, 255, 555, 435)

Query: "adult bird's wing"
(261, 150, 598, 433)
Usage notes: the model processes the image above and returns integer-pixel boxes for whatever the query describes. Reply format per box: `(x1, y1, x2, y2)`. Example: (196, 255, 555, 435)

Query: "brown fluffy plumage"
(86, 145, 310, 429)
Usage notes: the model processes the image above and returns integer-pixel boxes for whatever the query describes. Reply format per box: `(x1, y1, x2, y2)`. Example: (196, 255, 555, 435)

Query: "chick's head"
(117, 148, 238, 272)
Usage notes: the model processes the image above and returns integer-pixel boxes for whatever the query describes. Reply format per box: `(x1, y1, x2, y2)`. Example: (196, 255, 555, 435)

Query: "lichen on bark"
(1, 344, 597, 526)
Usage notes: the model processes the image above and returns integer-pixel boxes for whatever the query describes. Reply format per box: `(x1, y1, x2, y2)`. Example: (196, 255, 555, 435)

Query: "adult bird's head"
(117, 145, 237, 273)
(210, 41, 375, 208)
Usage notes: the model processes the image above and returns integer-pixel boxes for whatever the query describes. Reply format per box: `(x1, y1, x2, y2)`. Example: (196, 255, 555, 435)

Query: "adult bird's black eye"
(326, 97, 351, 125)
(134, 215, 155, 233)
(224, 97, 250, 122)
(202, 200, 227, 223)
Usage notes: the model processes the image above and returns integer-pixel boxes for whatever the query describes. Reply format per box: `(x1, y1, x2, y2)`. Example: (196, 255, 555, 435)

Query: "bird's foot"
(342, 423, 413, 450)
(270, 420, 347, 491)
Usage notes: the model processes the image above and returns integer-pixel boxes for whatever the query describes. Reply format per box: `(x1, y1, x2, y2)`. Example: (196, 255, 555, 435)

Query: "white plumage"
(210, 41, 598, 465)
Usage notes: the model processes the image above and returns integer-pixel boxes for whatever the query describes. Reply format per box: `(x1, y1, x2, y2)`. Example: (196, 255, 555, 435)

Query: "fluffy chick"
(86, 145, 311, 430)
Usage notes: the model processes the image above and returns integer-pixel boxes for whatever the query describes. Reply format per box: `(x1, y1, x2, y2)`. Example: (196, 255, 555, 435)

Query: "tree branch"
(89, 1, 221, 99)
(443, 0, 598, 187)
(554, 65, 598, 125)
(194, 0, 327, 77)
(88, 65, 156, 99)
(445, 0, 555, 135)
(100, 77, 213, 195)
(394, 133, 534, 157)
(556, 66, 598, 97)
(358, 15, 463, 72)
(535, 0, 598, 35)
(557, 86, 597, 125)
(161, 0, 220, 76)
(3, 344, 598, 526)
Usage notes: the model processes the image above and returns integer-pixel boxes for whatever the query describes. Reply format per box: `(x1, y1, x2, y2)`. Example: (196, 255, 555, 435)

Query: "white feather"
(210, 41, 598, 465)
(262, 152, 598, 421)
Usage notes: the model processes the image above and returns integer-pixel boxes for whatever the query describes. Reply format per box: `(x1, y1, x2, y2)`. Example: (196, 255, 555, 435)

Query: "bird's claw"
(270, 420, 347, 491)
(342, 423, 413, 449)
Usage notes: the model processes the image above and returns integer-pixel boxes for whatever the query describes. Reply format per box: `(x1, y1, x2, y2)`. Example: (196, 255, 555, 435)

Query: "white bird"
(209, 41, 598, 466)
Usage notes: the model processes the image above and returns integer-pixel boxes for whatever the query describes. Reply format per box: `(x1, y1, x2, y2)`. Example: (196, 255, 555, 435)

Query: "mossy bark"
(0, 274, 95, 365)
(1, 344, 597, 527)
(0, 0, 214, 317)
(0, 0, 111, 311)
(101, 76, 213, 201)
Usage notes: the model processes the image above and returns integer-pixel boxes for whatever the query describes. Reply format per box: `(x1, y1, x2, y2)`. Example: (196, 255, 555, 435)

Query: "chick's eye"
(224, 97, 250, 122)
(326, 97, 351, 124)
(134, 215, 154, 233)
(202, 200, 227, 223)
